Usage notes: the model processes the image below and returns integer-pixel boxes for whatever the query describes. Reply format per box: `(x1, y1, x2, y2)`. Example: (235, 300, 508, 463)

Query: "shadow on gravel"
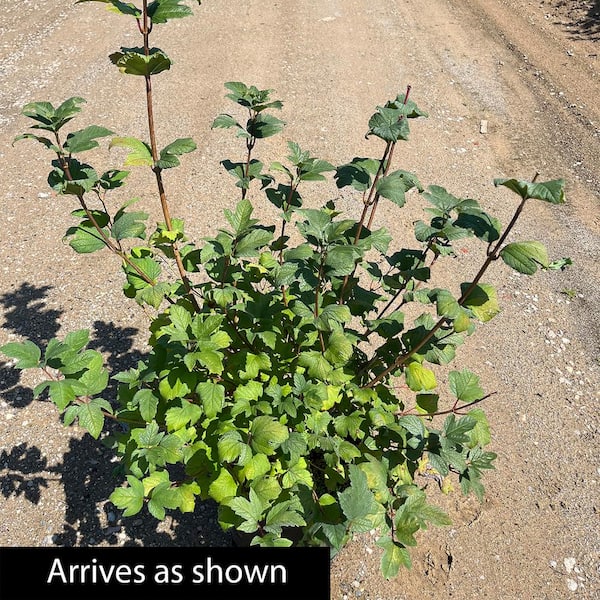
(560, 0, 600, 41)
(0, 443, 56, 504)
(49, 435, 231, 548)
(0, 282, 61, 409)
(0, 287, 230, 547)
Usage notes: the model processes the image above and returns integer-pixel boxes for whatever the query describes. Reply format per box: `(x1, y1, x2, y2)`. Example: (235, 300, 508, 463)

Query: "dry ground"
(1, 1, 599, 599)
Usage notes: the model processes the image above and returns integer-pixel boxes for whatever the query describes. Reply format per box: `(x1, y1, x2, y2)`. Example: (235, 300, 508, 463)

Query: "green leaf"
(49, 162, 99, 195)
(324, 245, 362, 276)
(13, 133, 61, 153)
(250, 416, 289, 456)
(157, 137, 197, 169)
(66, 223, 108, 254)
(466, 408, 491, 448)
(133, 388, 159, 421)
(405, 362, 437, 392)
(240, 454, 271, 481)
(248, 113, 285, 139)
(324, 330, 353, 367)
(448, 369, 484, 403)
(111, 211, 148, 241)
(376, 170, 421, 206)
(76, 1, 142, 17)
(500, 241, 549, 275)
(148, 0, 200, 24)
(21, 97, 86, 132)
(1, 340, 41, 369)
(47, 380, 76, 411)
(367, 107, 410, 142)
(165, 401, 202, 431)
(64, 125, 114, 154)
(494, 178, 566, 204)
(109, 48, 172, 76)
(148, 481, 180, 519)
(110, 136, 153, 167)
(110, 476, 145, 517)
(235, 228, 274, 257)
(228, 488, 265, 533)
(460, 283, 500, 322)
(77, 401, 105, 439)
(196, 381, 225, 419)
(212, 114, 242, 130)
(339, 466, 380, 533)
(223, 199, 257, 234)
(298, 351, 333, 380)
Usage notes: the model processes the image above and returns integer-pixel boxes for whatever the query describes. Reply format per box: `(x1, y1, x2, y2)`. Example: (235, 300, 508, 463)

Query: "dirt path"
(1, 1, 598, 599)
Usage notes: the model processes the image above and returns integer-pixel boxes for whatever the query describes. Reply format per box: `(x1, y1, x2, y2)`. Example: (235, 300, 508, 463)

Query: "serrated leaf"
(466, 408, 491, 448)
(77, 401, 105, 438)
(500, 241, 549, 275)
(240, 453, 271, 481)
(110, 476, 144, 517)
(235, 228, 274, 257)
(111, 211, 148, 241)
(148, 0, 199, 24)
(157, 137, 197, 169)
(250, 416, 289, 455)
(1, 340, 41, 369)
(339, 466, 381, 534)
(196, 381, 225, 418)
(133, 388, 159, 421)
(448, 370, 484, 403)
(460, 283, 500, 322)
(324, 330, 353, 367)
(248, 113, 285, 139)
(165, 400, 202, 431)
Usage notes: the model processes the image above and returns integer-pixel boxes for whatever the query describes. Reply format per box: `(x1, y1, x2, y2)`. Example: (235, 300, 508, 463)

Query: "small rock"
(107, 511, 116, 523)
(566, 578, 578, 591)
(38, 192, 50, 199)
(479, 120, 488, 134)
(564, 557, 577, 573)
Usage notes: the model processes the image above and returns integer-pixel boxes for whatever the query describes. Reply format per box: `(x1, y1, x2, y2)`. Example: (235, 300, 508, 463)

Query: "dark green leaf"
(494, 178, 566, 204)
(64, 125, 114, 154)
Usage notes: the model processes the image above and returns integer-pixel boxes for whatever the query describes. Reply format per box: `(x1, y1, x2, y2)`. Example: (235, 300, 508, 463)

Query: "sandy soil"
(0, 1, 599, 598)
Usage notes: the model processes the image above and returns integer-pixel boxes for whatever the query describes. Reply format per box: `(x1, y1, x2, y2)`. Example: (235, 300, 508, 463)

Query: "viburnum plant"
(1, 0, 568, 579)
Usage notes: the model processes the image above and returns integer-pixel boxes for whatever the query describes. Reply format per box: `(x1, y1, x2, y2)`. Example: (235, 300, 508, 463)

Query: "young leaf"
(196, 381, 225, 419)
(405, 362, 437, 392)
(248, 114, 285, 139)
(460, 283, 500, 322)
(377, 537, 412, 579)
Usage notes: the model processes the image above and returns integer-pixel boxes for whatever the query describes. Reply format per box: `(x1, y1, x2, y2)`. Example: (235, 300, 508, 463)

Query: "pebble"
(564, 557, 577, 573)
(38, 192, 50, 199)
(566, 578, 578, 591)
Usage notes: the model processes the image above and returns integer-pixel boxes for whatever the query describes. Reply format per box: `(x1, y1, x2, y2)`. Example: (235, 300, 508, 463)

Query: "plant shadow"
(0, 284, 231, 547)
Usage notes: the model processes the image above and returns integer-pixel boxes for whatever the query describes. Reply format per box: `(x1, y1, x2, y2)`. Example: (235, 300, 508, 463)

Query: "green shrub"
(1, 0, 567, 579)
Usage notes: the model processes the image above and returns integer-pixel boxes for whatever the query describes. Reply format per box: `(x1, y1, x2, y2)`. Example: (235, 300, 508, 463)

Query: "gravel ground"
(1, 1, 599, 599)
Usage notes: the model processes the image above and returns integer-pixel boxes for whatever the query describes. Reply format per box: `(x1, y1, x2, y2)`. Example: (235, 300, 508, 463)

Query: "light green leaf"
(77, 401, 105, 438)
(196, 381, 225, 418)
(500, 241, 549, 275)
(110, 476, 145, 517)
(466, 408, 491, 448)
(460, 283, 500, 322)
(405, 362, 437, 392)
(110, 136, 153, 167)
(250, 416, 289, 456)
